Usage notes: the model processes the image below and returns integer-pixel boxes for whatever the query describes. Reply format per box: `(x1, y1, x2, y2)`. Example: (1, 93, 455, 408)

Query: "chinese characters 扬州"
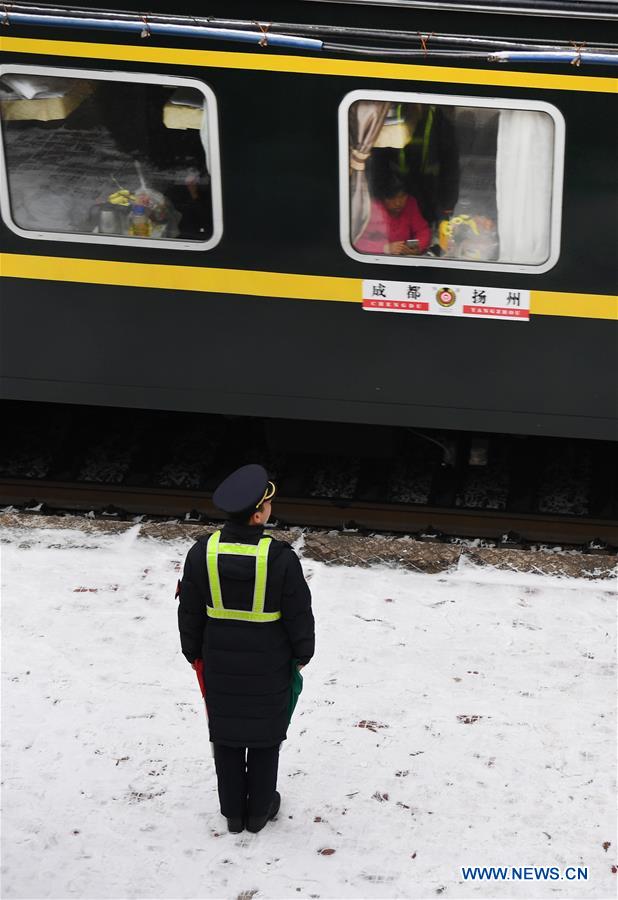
(472, 289, 487, 304)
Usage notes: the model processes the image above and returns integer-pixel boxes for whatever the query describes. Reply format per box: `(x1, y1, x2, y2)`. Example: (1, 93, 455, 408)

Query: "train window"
(340, 91, 564, 274)
(0, 66, 222, 251)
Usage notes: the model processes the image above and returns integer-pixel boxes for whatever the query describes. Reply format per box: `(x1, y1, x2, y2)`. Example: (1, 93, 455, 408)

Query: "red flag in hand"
(193, 658, 206, 699)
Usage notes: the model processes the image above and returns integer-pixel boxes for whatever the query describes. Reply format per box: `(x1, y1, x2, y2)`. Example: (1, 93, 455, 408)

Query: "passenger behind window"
(96, 82, 213, 240)
(369, 104, 460, 228)
(353, 172, 431, 257)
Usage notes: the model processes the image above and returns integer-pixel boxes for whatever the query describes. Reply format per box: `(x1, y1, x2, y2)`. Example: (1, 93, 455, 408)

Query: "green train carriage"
(0, 0, 616, 440)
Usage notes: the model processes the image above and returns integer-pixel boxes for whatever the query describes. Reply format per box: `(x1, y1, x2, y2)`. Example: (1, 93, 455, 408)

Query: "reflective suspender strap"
(205, 531, 281, 622)
(218, 543, 262, 555)
(252, 537, 271, 615)
(206, 530, 224, 609)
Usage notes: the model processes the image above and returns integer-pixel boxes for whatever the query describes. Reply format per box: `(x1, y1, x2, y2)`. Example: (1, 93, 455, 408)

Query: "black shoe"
(246, 791, 281, 834)
(226, 816, 244, 834)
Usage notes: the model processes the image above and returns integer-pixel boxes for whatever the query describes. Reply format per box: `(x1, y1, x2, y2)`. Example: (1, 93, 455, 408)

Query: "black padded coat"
(177, 522, 315, 748)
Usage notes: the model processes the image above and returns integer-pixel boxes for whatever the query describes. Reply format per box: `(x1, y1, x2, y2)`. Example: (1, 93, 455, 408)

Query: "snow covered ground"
(1, 520, 616, 900)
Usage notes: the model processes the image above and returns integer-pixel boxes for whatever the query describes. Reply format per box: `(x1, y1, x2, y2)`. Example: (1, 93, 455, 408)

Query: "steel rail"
(1, 478, 616, 545)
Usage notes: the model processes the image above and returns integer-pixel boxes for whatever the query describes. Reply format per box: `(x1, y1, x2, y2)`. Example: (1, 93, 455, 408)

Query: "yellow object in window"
(108, 189, 136, 207)
(128, 205, 152, 238)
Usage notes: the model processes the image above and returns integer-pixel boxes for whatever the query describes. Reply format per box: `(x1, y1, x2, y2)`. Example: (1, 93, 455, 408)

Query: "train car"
(0, 0, 616, 440)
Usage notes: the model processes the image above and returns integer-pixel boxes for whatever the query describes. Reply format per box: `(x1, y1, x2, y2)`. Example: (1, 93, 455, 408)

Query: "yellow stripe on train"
(1, 253, 616, 320)
(0, 36, 617, 94)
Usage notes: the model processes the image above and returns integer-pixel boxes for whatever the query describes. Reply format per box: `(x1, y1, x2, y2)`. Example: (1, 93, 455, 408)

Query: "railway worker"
(354, 172, 432, 257)
(177, 464, 315, 834)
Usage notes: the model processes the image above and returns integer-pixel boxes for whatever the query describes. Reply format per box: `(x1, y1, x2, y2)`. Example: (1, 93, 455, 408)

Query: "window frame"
(0, 63, 223, 252)
(339, 88, 565, 275)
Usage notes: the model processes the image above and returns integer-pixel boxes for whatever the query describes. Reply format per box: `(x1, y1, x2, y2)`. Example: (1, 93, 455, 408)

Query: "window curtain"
(349, 100, 391, 245)
(199, 102, 211, 177)
(496, 110, 554, 264)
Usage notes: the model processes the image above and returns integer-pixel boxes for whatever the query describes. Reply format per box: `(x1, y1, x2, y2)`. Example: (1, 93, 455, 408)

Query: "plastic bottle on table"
(128, 204, 152, 237)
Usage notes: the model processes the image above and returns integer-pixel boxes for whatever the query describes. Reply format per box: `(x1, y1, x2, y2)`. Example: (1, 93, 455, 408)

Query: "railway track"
(1, 401, 616, 549)
(1, 477, 616, 547)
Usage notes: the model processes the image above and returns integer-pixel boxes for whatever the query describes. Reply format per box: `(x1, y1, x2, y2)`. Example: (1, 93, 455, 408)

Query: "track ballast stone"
(1, 511, 615, 579)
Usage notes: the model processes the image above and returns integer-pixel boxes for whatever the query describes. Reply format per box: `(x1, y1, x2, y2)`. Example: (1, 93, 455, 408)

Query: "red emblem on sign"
(436, 288, 456, 308)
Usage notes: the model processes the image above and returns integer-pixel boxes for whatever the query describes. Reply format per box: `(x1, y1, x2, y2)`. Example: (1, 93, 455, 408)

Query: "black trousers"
(213, 744, 279, 819)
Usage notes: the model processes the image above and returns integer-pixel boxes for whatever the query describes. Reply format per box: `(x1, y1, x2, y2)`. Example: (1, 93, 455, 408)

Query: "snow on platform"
(1, 520, 616, 900)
